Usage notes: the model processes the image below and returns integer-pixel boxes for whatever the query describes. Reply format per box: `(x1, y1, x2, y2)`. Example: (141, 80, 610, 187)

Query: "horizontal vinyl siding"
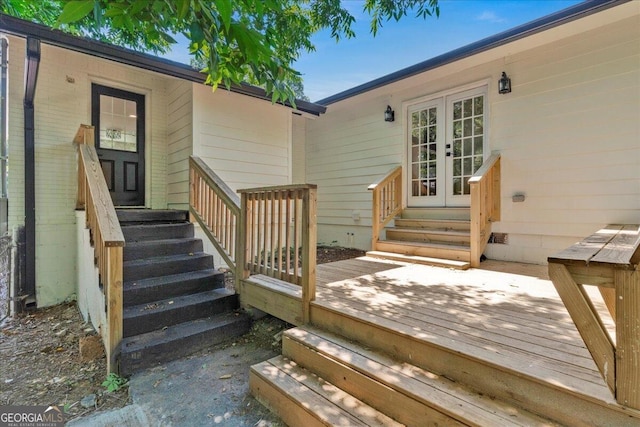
(167, 80, 192, 209)
(192, 86, 291, 192)
(3, 35, 173, 306)
(306, 9, 640, 262)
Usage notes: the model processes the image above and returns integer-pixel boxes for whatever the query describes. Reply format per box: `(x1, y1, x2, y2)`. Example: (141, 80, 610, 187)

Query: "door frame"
(91, 82, 147, 207)
(402, 80, 490, 208)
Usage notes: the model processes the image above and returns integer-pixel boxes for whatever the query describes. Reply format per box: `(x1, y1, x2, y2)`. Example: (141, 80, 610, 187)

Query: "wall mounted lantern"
(498, 71, 511, 94)
(384, 105, 395, 122)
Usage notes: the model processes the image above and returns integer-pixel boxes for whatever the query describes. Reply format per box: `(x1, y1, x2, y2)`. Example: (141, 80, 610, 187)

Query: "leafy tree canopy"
(1, 0, 439, 104)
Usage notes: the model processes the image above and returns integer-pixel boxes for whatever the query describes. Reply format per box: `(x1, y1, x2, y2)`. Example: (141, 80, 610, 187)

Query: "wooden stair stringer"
(308, 300, 640, 427)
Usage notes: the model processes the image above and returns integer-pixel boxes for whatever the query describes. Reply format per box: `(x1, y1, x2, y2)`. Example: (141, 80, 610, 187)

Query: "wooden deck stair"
(116, 209, 250, 375)
(368, 207, 473, 270)
(249, 258, 640, 426)
(252, 326, 556, 427)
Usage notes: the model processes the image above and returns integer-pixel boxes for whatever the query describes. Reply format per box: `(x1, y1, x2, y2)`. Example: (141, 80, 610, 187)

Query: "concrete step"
(120, 311, 250, 376)
(123, 289, 238, 337)
(386, 227, 471, 245)
(271, 326, 557, 427)
(116, 209, 189, 224)
(123, 269, 225, 307)
(251, 356, 403, 427)
(123, 253, 214, 282)
(121, 222, 194, 242)
(123, 237, 203, 261)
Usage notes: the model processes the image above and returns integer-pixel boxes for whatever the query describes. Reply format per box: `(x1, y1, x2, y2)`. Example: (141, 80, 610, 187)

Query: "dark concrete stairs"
(116, 209, 250, 375)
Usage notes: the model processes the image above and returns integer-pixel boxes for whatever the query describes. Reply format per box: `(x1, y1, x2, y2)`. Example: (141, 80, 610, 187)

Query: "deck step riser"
(124, 238, 203, 261)
(401, 208, 470, 221)
(375, 241, 470, 262)
(386, 229, 470, 245)
(117, 209, 189, 224)
(309, 304, 633, 427)
(122, 223, 194, 242)
(123, 271, 225, 307)
(394, 218, 470, 231)
(281, 336, 461, 426)
(123, 292, 239, 338)
(120, 313, 251, 376)
(124, 254, 214, 282)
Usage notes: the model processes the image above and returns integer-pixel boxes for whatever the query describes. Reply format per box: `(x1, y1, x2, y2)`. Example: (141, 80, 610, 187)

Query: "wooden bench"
(548, 224, 640, 410)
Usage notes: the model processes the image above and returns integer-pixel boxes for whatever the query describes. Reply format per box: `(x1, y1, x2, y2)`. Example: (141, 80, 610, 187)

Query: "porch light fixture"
(498, 71, 511, 94)
(384, 105, 395, 122)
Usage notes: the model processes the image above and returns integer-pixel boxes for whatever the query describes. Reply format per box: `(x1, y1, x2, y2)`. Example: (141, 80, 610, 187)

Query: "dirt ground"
(0, 246, 365, 422)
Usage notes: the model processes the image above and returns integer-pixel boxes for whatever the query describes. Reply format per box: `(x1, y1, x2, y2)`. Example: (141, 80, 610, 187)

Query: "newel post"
(301, 185, 317, 324)
(236, 192, 249, 295)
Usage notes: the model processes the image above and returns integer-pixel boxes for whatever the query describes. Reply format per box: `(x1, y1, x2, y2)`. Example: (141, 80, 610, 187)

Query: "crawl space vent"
(489, 232, 508, 244)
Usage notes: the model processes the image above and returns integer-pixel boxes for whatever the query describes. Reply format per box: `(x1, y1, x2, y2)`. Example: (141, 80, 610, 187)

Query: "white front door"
(407, 86, 487, 207)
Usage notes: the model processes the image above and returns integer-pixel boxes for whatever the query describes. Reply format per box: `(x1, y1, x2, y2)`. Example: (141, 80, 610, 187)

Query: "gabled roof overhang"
(0, 13, 326, 116)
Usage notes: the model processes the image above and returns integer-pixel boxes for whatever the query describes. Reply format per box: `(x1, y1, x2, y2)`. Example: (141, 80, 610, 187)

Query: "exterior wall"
(4, 35, 173, 307)
(192, 85, 292, 191)
(167, 80, 193, 209)
(292, 114, 306, 183)
(306, 5, 640, 263)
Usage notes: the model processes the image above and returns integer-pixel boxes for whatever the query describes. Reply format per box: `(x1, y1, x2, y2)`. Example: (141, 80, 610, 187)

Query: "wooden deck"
(251, 257, 640, 425)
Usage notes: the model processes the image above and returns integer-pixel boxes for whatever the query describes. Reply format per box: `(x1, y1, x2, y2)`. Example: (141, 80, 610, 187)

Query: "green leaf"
(190, 21, 205, 43)
(216, 0, 233, 32)
(57, 0, 94, 25)
(176, 0, 190, 20)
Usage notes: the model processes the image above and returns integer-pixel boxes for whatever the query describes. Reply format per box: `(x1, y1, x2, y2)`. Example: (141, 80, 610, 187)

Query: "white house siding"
(167, 80, 193, 209)
(3, 35, 172, 307)
(192, 85, 292, 192)
(292, 114, 306, 183)
(305, 3, 640, 264)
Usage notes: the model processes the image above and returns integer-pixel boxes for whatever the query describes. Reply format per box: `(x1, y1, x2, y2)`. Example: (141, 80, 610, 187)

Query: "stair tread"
(123, 288, 234, 320)
(121, 311, 246, 354)
(286, 326, 556, 427)
(387, 227, 470, 236)
(123, 252, 211, 267)
(252, 357, 402, 427)
(381, 239, 470, 250)
(125, 237, 201, 247)
(124, 269, 222, 289)
(366, 251, 470, 269)
(117, 209, 189, 223)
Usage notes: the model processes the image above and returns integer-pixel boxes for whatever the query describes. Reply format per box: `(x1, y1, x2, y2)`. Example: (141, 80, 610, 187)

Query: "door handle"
(446, 152, 452, 157)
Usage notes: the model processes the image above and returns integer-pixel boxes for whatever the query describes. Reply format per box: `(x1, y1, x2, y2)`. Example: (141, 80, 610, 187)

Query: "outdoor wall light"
(384, 105, 395, 122)
(498, 71, 511, 94)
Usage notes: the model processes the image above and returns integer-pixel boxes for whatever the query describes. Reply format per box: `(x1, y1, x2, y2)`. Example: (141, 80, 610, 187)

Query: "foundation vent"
(489, 232, 508, 244)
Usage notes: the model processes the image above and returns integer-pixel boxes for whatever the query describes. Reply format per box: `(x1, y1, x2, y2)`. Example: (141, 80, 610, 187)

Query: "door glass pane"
(99, 94, 138, 152)
(410, 105, 438, 197)
(450, 95, 484, 196)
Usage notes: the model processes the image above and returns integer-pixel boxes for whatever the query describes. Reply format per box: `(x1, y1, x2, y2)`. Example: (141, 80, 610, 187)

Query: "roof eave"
(316, 0, 629, 106)
(0, 14, 326, 116)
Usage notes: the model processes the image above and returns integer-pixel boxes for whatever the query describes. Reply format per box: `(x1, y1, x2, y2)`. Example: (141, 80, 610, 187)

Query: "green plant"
(102, 373, 128, 393)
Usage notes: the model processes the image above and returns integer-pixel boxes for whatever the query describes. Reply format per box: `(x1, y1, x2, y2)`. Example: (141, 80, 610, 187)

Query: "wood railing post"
(368, 166, 403, 252)
(106, 246, 123, 373)
(301, 186, 317, 324)
(237, 192, 249, 291)
(469, 152, 501, 268)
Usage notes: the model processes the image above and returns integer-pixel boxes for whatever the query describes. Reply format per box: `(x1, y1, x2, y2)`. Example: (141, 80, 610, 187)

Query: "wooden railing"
(75, 125, 124, 373)
(469, 152, 501, 268)
(368, 166, 402, 250)
(238, 184, 317, 323)
(189, 156, 240, 275)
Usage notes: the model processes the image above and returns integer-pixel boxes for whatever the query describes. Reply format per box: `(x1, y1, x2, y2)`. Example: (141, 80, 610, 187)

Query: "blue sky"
(164, 0, 582, 102)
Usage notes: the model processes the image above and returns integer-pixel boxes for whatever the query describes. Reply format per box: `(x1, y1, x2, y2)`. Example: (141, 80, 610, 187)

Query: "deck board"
(314, 257, 617, 406)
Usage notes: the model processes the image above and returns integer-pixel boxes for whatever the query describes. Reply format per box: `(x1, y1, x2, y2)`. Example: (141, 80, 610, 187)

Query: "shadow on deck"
(250, 257, 640, 426)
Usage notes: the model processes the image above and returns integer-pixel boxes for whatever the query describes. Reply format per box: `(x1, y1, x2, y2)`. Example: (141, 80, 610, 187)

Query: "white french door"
(407, 86, 487, 207)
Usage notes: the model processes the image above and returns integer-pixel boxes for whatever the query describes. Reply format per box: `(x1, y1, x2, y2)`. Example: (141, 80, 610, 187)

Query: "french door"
(407, 87, 487, 207)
